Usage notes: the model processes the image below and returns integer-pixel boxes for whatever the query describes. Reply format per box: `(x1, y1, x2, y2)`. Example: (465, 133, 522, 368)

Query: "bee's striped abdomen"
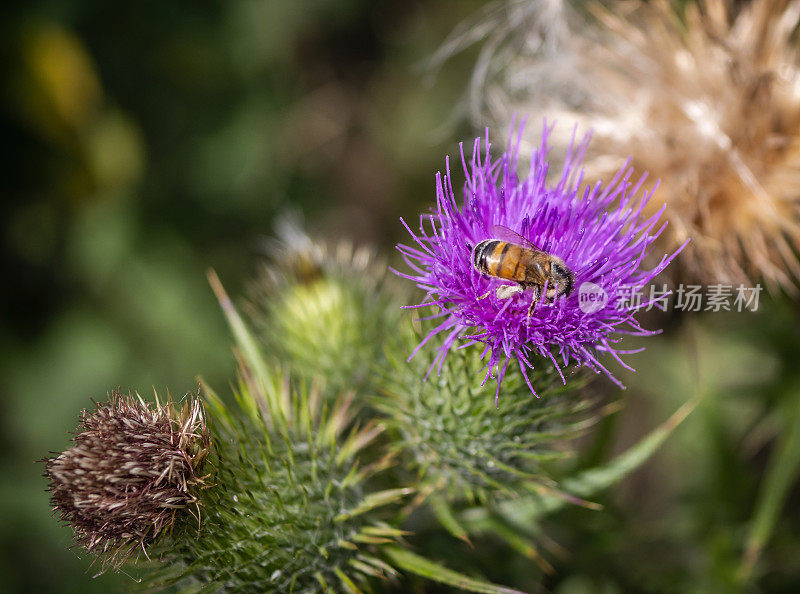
(473, 240, 527, 282)
(473, 239, 500, 274)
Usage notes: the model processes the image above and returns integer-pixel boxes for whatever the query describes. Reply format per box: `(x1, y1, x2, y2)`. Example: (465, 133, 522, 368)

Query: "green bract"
(377, 322, 594, 551)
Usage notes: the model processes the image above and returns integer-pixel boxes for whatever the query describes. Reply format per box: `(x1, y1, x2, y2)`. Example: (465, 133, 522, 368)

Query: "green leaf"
(384, 546, 526, 594)
(559, 397, 697, 500)
(465, 398, 697, 527)
(207, 270, 275, 419)
(739, 380, 800, 582)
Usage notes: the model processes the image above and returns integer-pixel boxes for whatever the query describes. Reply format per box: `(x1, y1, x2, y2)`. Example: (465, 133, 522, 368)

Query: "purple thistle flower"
(395, 121, 687, 402)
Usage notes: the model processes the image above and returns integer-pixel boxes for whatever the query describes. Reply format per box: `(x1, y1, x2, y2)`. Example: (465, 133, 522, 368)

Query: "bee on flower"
(395, 121, 685, 402)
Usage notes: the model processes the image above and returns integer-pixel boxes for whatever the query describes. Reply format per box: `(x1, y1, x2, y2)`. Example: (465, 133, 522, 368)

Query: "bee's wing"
(490, 224, 544, 252)
(490, 224, 553, 286)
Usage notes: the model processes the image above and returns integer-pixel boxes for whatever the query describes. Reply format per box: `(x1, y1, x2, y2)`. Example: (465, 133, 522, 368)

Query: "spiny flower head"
(248, 216, 406, 392)
(159, 278, 412, 593)
(396, 122, 684, 400)
(43, 391, 209, 572)
(161, 379, 408, 593)
(379, 322, 593, 508)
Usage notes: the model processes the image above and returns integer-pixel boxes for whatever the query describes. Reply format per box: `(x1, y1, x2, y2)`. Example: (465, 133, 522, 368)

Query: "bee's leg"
(477, 290, 492, 300)
(496, 284, 524, 300)
(527, 285, 541, 319)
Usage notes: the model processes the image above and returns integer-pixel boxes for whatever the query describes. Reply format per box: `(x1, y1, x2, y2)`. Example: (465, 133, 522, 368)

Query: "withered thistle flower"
(43, 391, 209, 572)
(440, 0, 800, 292)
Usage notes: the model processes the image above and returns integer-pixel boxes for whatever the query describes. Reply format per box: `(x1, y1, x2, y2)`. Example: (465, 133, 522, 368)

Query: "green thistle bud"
(373, 322, 597, 570)
(42, 391, 210, 572)
(379, 321, 594, 509)
(156, 364, 410, 592)
(247, 218, 406, 393)
(151, 273, 413, 592)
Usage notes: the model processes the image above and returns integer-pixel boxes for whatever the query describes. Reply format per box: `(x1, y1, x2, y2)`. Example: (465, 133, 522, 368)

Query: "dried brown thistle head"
(445, 0, 800, 292)
(589, 0, 800, 292)
(42, 391, 210, 572)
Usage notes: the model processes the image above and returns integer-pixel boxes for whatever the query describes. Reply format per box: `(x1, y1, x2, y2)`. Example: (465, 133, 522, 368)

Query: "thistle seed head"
(443, 0, 800, 291)
(43, 391, 210, 572)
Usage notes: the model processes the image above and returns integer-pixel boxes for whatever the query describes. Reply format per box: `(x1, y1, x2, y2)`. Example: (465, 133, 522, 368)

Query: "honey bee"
(472, 225, 575, 316)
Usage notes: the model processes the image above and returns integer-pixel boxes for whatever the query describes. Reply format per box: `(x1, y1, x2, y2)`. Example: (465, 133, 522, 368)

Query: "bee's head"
(546, 257, 575, 299)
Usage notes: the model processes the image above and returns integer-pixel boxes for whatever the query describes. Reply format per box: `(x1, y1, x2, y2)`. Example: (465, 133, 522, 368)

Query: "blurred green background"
(1, 1, 481, 591)
(2, 1, 799, 592)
